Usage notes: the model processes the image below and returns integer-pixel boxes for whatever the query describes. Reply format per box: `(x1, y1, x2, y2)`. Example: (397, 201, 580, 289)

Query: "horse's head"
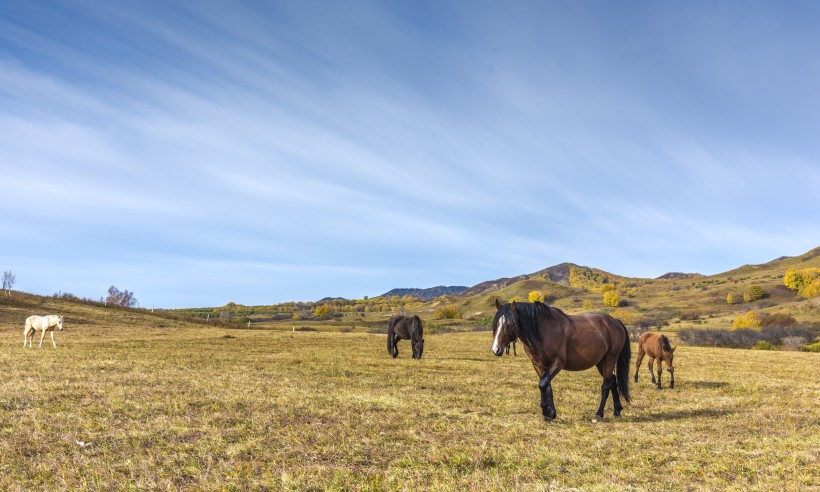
(662, 343, 675, 372)
(491, 299, 520, 356)
(413, 338, 425, 359)
(56, 316, 64, 331)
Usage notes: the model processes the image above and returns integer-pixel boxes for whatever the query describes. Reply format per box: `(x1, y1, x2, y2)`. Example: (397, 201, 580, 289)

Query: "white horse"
(23, 315, 64, 348)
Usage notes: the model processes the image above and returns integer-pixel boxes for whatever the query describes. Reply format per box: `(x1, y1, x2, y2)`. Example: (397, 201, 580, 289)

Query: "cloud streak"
(2, 2, 819, 307)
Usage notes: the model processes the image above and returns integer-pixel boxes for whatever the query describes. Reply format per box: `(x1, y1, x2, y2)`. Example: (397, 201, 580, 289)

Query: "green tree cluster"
(743, 285, 765, 303)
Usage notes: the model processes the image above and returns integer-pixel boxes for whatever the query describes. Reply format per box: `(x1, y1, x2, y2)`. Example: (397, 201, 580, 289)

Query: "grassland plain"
(1, 303, 818, 491)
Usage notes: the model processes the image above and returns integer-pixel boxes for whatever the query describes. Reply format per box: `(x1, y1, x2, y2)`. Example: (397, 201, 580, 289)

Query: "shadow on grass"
(628, 407, 736, 422)
(688, 380, 730, 389)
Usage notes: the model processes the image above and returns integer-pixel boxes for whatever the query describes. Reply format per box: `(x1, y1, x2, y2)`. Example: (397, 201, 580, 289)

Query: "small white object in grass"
(76, 440, 90, 447)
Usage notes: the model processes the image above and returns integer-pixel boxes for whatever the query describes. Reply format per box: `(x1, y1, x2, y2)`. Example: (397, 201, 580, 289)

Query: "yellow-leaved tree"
(726, 293, 736, 305)
(603, 291, 620, 307)
(582, 299, 594, 311)
(434, 305, 462, 319)
(732, 311, 761, 330)
(528, 290, 545, 303)
(784, 268, 820, 298)
(610, 308, 634, 325)
(314, 305, 329, 319)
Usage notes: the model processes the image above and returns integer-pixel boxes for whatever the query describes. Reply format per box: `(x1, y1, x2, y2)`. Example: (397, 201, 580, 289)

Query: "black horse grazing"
(505, 340, 517, 356)
(491, 300, 631, 422)
(387, 315, 424, 359)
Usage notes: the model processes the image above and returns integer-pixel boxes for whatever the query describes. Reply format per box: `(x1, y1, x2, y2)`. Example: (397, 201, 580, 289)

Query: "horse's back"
(563, 313, 626, 370)
(638, 332, 665, 355)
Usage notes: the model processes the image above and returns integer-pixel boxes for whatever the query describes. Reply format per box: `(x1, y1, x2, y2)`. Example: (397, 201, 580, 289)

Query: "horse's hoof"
(591, 417, 602, 424)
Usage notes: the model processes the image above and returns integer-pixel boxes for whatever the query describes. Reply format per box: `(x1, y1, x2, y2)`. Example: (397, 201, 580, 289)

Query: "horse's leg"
(634, 346, 645, 383)
(669, 365, 675, 389)
(39, 329, 46, 348)
(596, 362, 623, 419)
(610, 382, 623, 417)
(648, 357, 657, 385)
(51, 331, 56, 348)
(538, 361, 563, 421)
(594, 375, 615, 422)
(512, 341, 517, 356)
(656, 359, 663, 389)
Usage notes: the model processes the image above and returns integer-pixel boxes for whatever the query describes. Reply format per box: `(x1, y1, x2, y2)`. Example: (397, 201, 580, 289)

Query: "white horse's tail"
(23, 317, 32, 346)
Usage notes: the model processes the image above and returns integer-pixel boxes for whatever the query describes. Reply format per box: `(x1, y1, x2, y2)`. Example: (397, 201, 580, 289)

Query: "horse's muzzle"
(492, 347, 503, 357)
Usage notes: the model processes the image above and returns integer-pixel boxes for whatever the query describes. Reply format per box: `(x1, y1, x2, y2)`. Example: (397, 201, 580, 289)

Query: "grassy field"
(1, 301, 818, 490)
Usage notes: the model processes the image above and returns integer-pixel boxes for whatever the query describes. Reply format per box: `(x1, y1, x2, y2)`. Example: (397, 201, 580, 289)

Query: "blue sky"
(2, 2, 819, 308)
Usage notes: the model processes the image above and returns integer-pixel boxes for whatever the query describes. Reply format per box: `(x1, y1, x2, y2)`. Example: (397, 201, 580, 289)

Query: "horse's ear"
(671, 345, 677, 353)
(511, 300, 517, 311)
(495, 298, 502, 310)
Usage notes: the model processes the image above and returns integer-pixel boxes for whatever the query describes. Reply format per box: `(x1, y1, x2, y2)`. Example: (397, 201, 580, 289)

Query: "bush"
(434, 305, 462, 320)
(745, 285, 765, 302)
(528, 291, 544, 303)
(804, 341, 820, 353)
(751, 341, 778, 351)
(760, 313, 797, 328)
(603, 291, 619, 307)
(732, 311, 761, 330)
(678, 325, 820, 349)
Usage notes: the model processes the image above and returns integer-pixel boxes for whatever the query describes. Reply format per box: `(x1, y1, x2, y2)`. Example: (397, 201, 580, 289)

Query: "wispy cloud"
(1, 2, 818, 306)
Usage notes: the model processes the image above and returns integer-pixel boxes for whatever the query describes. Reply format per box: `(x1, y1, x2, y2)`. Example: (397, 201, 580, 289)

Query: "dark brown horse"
(635, 332, 676, 389)
(491, 300, 631, 422)
(387, 315, 424, 359)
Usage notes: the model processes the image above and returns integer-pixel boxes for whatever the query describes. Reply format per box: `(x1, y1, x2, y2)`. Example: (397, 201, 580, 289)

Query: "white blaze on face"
(491, 315, 506, 353)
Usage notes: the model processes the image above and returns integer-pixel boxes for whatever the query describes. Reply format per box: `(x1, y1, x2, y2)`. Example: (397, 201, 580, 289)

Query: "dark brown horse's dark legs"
(669, 367, 675, 388)
(610, 384, 623, 416)
(595, 376, 616, 419)
(538, 372, 558, 420)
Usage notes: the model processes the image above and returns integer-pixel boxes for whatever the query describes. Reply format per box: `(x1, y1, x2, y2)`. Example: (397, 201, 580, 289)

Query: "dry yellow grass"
(1, 298, 818, 490)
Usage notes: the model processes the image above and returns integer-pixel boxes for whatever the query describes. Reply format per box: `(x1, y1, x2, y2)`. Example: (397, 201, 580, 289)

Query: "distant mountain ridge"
(657, 272, 704, 280)
(380, 286, 468, 300)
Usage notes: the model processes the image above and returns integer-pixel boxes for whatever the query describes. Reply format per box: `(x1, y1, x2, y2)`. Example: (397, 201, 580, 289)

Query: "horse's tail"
(616, 320, 632, 403)
(387, 317, 398, 358)
(23, 317, 33, 345)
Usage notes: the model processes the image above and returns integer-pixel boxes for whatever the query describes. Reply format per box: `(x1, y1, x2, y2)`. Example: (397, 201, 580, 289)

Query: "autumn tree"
(784, 268, 820, 298)
(2, 270, 15, 297)
(732, 311, 762, 330)
(582, 299, 594, 311)
(603, 290, 620, 307)
(314, 305, 329, 319)
(528, 290, 544, 303)
(610, 307, 634, 325)
(726, 293, 736, 305)
(106, 285, 138, 307)
(434, 305, 462, 319)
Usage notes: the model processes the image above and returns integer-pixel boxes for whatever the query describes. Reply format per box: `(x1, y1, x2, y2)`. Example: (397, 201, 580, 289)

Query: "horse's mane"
(660, 334, 672, 353)
(514, 302, 560, 350)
